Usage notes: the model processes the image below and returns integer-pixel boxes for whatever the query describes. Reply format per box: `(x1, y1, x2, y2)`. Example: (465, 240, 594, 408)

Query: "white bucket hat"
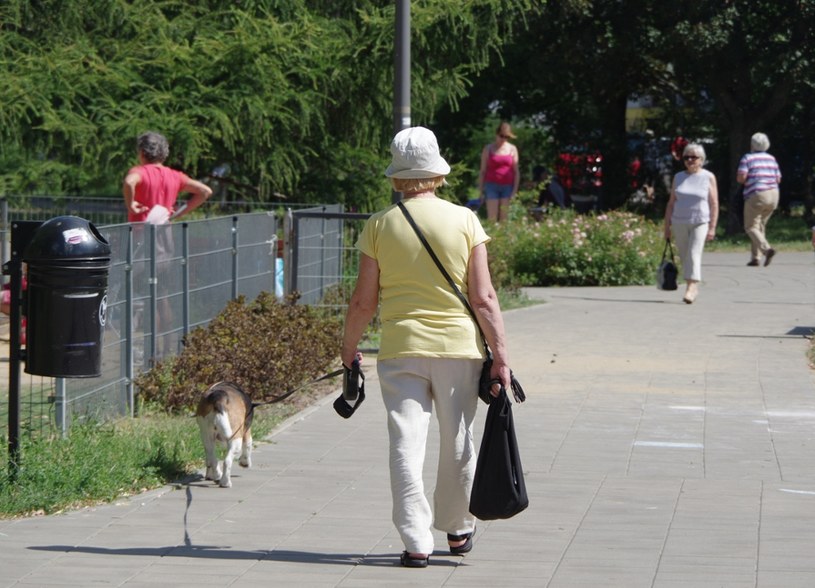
(384, 126, 451, 179)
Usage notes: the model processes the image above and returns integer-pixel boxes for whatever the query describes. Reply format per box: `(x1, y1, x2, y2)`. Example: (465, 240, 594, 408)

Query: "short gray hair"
(683, 143, 706, 163)
(751, 132, 770, 152)
(137, 132, 170, 163)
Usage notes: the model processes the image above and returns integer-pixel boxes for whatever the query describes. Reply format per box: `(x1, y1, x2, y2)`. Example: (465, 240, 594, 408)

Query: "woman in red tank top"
(478, 122, 520, 222)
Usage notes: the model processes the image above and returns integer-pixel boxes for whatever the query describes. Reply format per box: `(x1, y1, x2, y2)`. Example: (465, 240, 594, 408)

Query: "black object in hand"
(479, 356, 526, 404)
(333, 359, 366, 418)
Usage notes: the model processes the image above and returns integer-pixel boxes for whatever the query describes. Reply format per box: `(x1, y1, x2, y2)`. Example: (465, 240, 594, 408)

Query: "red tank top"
(127, 164, 190, 222)
(484, 148, 515, 185)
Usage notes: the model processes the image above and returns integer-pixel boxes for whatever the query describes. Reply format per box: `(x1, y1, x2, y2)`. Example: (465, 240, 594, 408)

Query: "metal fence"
(1, 200, 370, 443)
(1, 212, 279, 440)
(284, 205, 371, 308)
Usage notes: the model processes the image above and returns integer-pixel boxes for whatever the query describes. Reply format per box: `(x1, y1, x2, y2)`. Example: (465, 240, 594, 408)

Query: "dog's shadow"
(27, 545, 458, 567)
(28, 484, 459, 568)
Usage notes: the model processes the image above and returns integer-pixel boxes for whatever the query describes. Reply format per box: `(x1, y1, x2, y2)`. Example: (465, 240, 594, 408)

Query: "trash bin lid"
(23, 215, 111, 262)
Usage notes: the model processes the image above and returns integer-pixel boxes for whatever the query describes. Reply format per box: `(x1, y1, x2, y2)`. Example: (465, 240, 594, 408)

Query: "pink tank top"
(484, 148, 515, 185)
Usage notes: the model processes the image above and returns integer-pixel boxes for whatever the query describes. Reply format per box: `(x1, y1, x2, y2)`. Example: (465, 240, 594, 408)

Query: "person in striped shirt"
(737, 133, 782, 267)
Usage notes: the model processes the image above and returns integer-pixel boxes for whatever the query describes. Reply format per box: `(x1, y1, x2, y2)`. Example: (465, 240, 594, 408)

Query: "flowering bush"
(487, 206, 663, 287)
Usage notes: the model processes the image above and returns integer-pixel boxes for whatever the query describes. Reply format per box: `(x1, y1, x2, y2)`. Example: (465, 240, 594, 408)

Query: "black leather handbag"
(657, 239, 678, 291)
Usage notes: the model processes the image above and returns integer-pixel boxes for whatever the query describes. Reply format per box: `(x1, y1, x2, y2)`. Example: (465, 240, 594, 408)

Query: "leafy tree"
(445, 0, 815, 229)
(0, 0, 536, 212)
(661, 0, 815, 232)
(440, 0, 678, 209)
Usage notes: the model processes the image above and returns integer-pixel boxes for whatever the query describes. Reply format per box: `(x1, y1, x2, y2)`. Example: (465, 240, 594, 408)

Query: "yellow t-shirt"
(357, 198, 490, 360)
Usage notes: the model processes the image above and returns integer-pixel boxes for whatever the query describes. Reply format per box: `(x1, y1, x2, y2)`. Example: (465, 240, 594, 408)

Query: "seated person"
(533, 165, 567, 209)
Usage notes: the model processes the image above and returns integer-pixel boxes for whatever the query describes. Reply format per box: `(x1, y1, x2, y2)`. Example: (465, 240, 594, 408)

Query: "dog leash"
(251, 367, 346, 408)
(204, 368, 354, 444)
(223, 367, 352, 441)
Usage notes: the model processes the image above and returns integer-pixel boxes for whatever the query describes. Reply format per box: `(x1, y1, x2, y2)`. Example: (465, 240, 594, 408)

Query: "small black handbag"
(468, 387, 529, 520)
(657, 239, 678, 291)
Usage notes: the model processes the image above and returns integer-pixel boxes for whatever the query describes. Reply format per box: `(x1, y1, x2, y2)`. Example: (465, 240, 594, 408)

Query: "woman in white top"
(663, 143, 719, 304)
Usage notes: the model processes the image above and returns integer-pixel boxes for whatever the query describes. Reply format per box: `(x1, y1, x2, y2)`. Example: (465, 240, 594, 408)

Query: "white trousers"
(672, 222, 708, 282)
(377, 357, 481, 554)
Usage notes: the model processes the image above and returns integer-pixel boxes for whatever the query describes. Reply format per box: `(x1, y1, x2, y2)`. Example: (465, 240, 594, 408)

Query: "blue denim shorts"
(483, 182, 514, 200)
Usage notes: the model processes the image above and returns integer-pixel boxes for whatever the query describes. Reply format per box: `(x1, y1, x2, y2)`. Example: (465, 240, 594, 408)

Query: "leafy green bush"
(134, 292, 342, 411)
(487, 206, 663, 287)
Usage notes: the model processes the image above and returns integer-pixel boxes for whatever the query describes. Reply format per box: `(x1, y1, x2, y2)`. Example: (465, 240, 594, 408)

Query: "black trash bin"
(23, 216, 111, 377)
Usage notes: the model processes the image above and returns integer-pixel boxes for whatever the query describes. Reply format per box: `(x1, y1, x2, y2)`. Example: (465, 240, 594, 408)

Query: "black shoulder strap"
(396, 201, 489, 354)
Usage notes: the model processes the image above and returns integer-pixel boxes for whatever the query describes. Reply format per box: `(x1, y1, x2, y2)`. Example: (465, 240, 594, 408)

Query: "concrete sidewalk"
(2, 251, 814, 587)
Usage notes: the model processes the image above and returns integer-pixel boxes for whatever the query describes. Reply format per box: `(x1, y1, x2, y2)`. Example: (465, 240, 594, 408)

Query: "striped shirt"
(738, 152, 781, 198)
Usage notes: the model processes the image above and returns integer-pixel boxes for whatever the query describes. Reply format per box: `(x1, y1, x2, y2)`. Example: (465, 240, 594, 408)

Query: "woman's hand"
(489, 362, 512, 398)
(341, 350, 363, 369)
(130, 200, 149, 215)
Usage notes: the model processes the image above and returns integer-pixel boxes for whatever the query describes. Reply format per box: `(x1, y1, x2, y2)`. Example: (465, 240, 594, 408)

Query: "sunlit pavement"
(2, 251, 814, 587)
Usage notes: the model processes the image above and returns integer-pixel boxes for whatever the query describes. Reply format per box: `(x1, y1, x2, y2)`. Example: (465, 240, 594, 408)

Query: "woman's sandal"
(448, 527, 476, 555)
(400, 551, 429, 568)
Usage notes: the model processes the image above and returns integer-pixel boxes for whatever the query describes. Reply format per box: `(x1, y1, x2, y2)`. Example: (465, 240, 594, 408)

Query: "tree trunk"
(598, 93, 631, 210)
(725, 126, 750, 236)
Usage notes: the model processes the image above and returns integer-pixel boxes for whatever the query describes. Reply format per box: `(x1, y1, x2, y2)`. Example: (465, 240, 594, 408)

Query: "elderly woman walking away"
(341, 127, 511, 568)
(663, 143, 719, 304)
(737, 132, 782, 267)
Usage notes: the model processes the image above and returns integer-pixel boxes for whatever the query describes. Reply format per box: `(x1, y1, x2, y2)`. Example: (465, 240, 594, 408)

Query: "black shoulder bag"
(656, 239, 678, 291)
(397, 201, 529, 521)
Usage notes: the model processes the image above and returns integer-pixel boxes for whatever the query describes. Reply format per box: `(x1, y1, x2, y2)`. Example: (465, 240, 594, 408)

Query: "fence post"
(284, 209, 295, 297)
(231, 216, 239, 299)
(125, 225, 134, 417)
(1, 198, 8, 271)
(319, 214, 328, 301)
(181, 223, 190, 338)
(148, 224, 157, 362)
(54, 378, 67, 438)
(5, 221, 41, 476)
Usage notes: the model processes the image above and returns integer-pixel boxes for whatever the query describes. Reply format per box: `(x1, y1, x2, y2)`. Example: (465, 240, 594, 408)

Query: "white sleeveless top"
(672, 169, 713, 224)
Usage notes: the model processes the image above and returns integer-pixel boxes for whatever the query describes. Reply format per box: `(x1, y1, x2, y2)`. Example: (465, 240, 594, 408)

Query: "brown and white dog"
(195, 381, 253, 488)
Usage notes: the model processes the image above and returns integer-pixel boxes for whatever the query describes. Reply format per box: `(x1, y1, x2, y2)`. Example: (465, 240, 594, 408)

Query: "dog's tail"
(207, 386, 245, 441)
(213, 409, 234, 442)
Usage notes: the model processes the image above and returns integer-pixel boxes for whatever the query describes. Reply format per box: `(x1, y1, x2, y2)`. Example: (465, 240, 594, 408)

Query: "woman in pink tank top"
(478, 121, 520, 222)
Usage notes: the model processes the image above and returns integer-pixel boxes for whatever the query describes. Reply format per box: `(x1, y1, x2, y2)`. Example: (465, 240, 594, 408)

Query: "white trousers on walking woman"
(672, 222, 708, 282)
(377, 357, 481, 554)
